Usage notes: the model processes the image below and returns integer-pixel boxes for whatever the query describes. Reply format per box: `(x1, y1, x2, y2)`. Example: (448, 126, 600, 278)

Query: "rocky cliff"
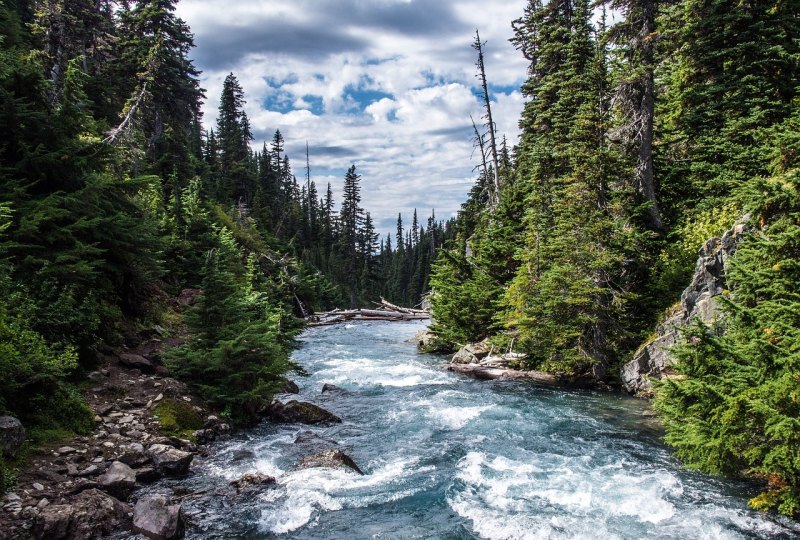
(620, 217, 749, 396)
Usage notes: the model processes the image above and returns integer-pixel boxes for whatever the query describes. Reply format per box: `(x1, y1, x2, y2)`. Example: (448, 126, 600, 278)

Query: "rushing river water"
(137, 321, 797, 539)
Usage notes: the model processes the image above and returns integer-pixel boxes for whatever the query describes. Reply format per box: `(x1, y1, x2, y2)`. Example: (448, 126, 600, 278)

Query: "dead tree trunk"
(473, 30, 501, 209)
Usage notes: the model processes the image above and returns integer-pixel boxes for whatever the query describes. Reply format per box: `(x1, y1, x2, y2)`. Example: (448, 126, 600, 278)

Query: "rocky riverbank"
(0, 320, 233, 538)
(0, 292, 359, 539)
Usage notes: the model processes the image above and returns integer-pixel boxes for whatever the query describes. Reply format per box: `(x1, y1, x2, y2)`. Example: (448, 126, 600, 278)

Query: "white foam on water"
(314, 357, 450, 388)
(258, 456, 430, 535)
(429, 405, 495, 430)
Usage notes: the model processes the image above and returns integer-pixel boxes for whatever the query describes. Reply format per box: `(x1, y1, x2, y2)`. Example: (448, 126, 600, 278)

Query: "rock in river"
(263, 400, 341, 425)
(297, 449, 364, 475)
(133, 495, 185, 540)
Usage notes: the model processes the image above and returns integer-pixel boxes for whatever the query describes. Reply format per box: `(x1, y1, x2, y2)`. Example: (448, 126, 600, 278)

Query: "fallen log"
(307, 305, 430, 326)
(446, 364, 597, 388)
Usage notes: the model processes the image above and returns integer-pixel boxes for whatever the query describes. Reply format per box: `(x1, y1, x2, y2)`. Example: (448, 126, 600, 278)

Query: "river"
(138, 321, 797, 539)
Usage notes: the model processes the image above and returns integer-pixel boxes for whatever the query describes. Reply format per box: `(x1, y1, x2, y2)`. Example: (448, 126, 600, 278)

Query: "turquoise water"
(144, 321, 798, 539)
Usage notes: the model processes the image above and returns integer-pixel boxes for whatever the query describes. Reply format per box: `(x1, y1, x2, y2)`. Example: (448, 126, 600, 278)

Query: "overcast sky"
(175, 0, 530, 237)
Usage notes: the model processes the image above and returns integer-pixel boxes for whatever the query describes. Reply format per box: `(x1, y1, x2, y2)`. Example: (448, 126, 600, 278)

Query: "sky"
(175, 0, 530, 238)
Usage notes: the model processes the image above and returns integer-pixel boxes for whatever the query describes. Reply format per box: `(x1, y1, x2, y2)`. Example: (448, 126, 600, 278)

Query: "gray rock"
(135, 467, 161, 484)
(297, 449, 364, 475)
(118, 353, 154, 372)
(321, 383, 350, 395)
(277, 377, 300, 394)
(33, 488, 130, 540)
(97, 461, 136, 500)
(147, 444, 193, 476)
(132, 495, 185, 540)
(0, 416, 25, 458)
(263, 400, 341, 425)
(451, 340, 492, 364)
(230, 472, 277, 492)
(621, 217, 749, 395)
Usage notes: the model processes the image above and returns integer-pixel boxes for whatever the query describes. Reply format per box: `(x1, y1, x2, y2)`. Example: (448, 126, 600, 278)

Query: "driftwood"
(447, 364, 598, 389)
(308, 299, 429, 326)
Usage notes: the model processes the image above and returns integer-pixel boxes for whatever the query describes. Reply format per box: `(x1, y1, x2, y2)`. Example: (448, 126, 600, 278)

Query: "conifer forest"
(1, 0, 799, 536)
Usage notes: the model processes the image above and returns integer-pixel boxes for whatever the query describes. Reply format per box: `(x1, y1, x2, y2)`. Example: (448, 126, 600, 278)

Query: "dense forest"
(1, 0, 799, 523)
(428, 0, 800, 517)
(0, 0, 446, 471)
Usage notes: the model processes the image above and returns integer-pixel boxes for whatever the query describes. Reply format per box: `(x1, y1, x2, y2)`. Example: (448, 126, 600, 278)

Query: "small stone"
(57, 446, 77, 455)
(97, 461, 136, 500)
(5, 493, 21, 502)
(93, 415, 103, 423)
(92, 457, 104, 463)
(102, 441, 115, 448)
(36, 498, 49, 509)
(154, 393, 164, 402)
(32, 483, 44, 491)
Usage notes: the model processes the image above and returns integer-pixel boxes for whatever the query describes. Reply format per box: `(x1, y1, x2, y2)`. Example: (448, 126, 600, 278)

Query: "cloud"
(176, 0, 529, 237)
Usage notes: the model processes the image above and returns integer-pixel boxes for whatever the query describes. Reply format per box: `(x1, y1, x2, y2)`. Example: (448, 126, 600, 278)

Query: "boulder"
(135, 467, 161, 484)
(97, 461, 136, 500)
(229, 472, 277, 492)
(410, 328, 445, 352)
(277, 377, 300, 394)
(451, 340, 492, 364)
(33, 488, 130, 540)
(297, 449, 364, 475)
(118, 353, 154, 372)
(621, 217, 748, 395)
(321, 383, 350, 396)
(119, 443, 149, 467)
(132, 495, 185, 540)
(263, 400, 341, 425)
(147, 444, 193, 476)
(0, 416, 25, 458)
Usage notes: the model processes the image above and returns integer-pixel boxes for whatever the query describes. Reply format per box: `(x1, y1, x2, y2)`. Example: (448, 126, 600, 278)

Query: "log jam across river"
(133, 321, 798, 539)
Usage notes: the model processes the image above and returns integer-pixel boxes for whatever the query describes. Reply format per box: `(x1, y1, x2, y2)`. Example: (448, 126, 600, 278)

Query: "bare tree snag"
(473, 30, 502, 209)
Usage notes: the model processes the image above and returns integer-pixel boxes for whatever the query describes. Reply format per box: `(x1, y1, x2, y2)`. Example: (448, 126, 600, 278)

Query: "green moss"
(154, 398, 203, 439)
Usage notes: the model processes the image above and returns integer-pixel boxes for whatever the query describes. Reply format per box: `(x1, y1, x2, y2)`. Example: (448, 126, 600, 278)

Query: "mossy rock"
(154, 399, 203, 439)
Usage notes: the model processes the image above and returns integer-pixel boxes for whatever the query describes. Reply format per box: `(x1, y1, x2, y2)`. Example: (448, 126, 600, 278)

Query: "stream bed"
(133, 321, 797, 539)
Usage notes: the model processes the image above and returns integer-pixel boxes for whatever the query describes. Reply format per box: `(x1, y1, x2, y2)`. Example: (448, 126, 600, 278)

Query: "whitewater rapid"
(131, 321, 797, 539)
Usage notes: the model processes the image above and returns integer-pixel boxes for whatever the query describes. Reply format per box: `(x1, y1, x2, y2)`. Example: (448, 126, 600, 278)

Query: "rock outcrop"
(132, 495, 185, 540)
(621, 218, 749, 396)
(297, 449, 364, 475)
(33, 488, 130, 540)
(0, 416, 25, 458)
(263, 400, 342, 425)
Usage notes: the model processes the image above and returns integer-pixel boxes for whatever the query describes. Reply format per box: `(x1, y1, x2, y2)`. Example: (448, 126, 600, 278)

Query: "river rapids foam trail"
(134, 321, 798, 539)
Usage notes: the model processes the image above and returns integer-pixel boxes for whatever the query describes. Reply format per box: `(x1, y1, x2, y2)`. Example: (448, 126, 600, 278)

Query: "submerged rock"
(132, 495, 185, 540)
(0, 416, 25, 458)
(33, 488, 130, 540)
(621, 217, 749, 396)
(263, 400, 342, 425)
(297, 449, 363, 475)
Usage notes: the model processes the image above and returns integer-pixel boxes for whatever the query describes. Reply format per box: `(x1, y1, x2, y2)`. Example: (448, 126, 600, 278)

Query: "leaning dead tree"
(473, 30, 501, 209)
(308, 298, 429, 326)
